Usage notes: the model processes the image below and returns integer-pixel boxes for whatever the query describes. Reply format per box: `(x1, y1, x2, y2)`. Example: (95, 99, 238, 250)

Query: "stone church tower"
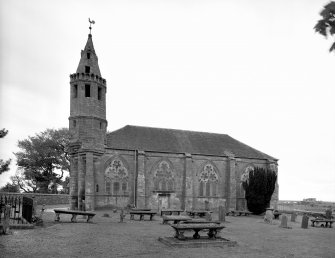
(67, 26, 279, 212)
(68, 31, 107, 211)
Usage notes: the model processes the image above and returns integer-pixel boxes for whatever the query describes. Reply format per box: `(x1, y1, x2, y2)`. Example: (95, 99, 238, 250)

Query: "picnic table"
(170, 223, 225, 240)
(186, 210, 212, 218)
(311, 219, 335, 228)
(162, 215, 191, 224)
(54, 209, 96, 223)
(273, 211, 282, 219)
(228, 210, 252, 216)
(129, 210, 157, 221)
(161, 208, 184, 216)
(130, 208, 151, 211)
(182, 218, 221, 224)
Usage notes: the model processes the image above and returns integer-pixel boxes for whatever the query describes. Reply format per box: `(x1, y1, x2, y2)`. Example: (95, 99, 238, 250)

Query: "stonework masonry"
(68, 32, 279, 212)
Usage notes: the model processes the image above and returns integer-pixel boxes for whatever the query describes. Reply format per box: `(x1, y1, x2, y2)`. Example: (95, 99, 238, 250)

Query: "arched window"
(198, 163, 219, 197)
(153, 160, 175, 191)
(105, 158, 129, 195)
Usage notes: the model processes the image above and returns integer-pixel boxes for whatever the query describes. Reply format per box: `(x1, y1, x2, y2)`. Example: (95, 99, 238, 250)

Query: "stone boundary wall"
(0, 192, 69, 205)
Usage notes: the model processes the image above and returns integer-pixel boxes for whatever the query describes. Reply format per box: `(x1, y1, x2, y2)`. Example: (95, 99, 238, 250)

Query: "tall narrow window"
(96, 184, 99, 192)
(113, 182, 120, 194)
(206, 182, 210, 196)
(85, 84, 90, 97)
(73, 120, 76, 128)
(87, 53, 91, 59)
(85, 66, 90, 74)
(199, 181, 204, 196)
(106, 182, 111, 193)
(73, 85, 78, 98)
(98, 87, 102, 100)
(122, 182, 127, 192)
(100, 122, 102, 129)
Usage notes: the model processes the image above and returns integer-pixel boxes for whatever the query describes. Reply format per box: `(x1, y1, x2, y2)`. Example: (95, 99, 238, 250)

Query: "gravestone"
(219, 205, 226, 222)
(301, 214, 309, 229)
(119, 208, 126, 223)
(2, 205, 11, 234)
(264, 209, 274, 224)
(35, 204, 45, 226)
(205, 211, 212, 221)
(290, 213, 297, 222)
(325, 207, 332, 219)
(279, 214, 288, 228)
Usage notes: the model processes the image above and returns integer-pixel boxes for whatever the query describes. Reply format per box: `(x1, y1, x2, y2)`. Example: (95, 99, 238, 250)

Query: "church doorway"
(157, 193, 170, 212)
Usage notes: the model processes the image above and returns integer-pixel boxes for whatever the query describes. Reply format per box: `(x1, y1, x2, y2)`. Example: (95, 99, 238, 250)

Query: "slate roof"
(106, 125, 277, 160)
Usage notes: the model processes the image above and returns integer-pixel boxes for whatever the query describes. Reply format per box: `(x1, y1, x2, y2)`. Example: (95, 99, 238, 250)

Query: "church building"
(68, 30, 279, 212)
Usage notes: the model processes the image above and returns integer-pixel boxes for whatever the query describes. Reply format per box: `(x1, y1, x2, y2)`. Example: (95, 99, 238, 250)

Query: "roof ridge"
(122, 124, 229, 136)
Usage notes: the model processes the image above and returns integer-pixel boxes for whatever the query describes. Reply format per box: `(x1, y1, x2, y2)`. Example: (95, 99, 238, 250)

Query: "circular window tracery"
(105, 158, 128, 182)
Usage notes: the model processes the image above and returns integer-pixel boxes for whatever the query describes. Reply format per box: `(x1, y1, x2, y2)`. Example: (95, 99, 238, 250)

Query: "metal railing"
(0, 194, 33, 224)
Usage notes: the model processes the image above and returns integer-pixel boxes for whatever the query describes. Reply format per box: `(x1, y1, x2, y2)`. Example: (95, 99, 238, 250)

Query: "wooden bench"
(228, 210, 252, 216)
(161, 209, 184, 216)
(311, 219, 335, 228)
(162, 215, 191, 224)
(54, 209, 96, 223)
(170, 223, 225, 240)
(186, 210, 212, 218)
(129, 210, 157, 221)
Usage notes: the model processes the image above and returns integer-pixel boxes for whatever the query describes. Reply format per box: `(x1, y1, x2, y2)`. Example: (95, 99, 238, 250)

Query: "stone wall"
(0, 192, 69, 206)
(85, 148, 279, 211)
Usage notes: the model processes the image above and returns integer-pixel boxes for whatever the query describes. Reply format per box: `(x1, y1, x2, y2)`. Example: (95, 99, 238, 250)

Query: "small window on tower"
(85, 66, 90, 74)
(98, 87, 102, 100)
(87, 53, 91, 59)
(100, 122, 102, 129)
(85, 84, 90, 97)
(73, 85, 78, 98)
(73, 120, 76, 128)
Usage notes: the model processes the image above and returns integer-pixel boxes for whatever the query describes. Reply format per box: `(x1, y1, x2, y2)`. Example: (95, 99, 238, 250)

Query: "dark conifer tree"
(242, 167, 277, 214)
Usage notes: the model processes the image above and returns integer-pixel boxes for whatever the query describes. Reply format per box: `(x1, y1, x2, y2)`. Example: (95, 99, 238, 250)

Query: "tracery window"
(198, 163, 219, 197)
(105, 158, 129, 195)
(154, 160, 175, 191)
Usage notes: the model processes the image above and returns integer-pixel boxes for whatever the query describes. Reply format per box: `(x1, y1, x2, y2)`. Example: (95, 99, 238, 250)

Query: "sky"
(0, 0, 334, 202)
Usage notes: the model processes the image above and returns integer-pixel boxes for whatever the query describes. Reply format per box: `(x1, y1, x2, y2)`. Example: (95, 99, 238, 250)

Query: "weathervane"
(88, 18, 95, 34)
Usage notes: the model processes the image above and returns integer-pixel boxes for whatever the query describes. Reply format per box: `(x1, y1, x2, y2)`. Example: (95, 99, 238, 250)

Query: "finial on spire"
(88, 18, 95, 35)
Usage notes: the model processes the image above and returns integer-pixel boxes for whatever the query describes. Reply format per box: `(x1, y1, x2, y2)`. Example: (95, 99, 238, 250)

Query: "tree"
(242, 167, 277, 215)
(60, 176, 70, 194)
(0, 128, 11, 175)
(0, 182, 19, 193)
(314, 1, 335, 52)
(14, 128, 71, 193)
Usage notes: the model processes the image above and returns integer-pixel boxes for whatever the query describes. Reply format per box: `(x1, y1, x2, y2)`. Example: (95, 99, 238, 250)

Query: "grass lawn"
(1, 205, 334, 258)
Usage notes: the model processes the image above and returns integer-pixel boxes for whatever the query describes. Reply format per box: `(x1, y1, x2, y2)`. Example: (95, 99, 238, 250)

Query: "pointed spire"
(76, 28, 101, 76)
